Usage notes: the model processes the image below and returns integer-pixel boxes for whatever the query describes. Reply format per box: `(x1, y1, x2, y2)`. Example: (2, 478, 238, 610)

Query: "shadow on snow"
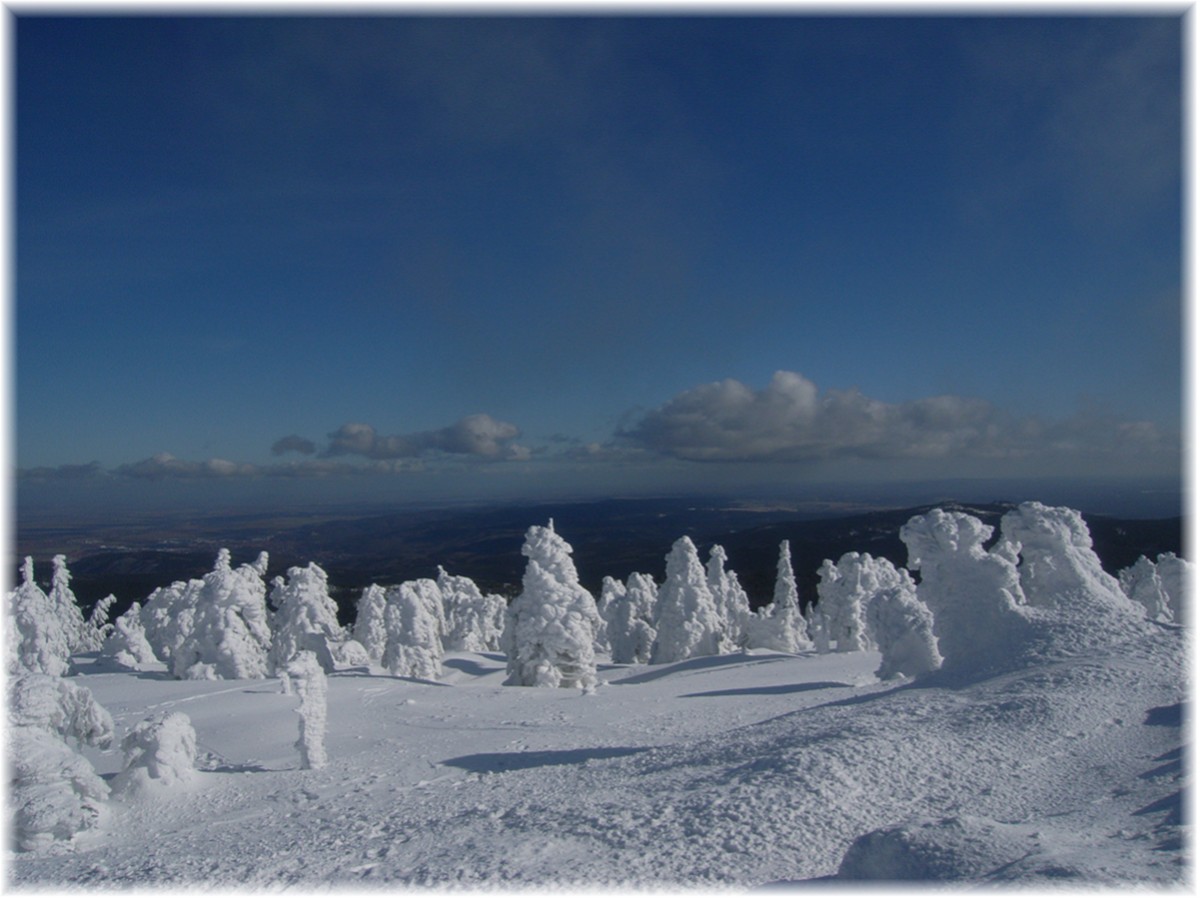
(608, 653, 795, 686)
(441, 745, 649, 774)
(682, 681, 851, 699)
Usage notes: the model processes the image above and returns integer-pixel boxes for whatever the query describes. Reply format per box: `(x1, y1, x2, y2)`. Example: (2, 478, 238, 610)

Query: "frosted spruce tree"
(382, 581, 445, 681)
(288, 651, 328, 770)
(269, 563, 343, 675)
(747, 541, 812, 654)
(437, 566, 506, 653)
(503, 521, 599, 688)
(77, 594, 118, 653)
(1119, 556, 1173, 622)
(172, 550, 273, 680)
(815, 552, 905, 652)
(352, 584, 389, 664)
(48, 555, 88, 653)
(706, 545, 751, 651)
(7, 558, 72, 677)
(606, 572, 658, 664)
(595, 576, 626, 655)
(1153, 553, 1189, 623)
(651, 536, 723, 664)
(139, 578, 203, 671)
(866, 573, 942, 680)
(112, 711, 197, 795)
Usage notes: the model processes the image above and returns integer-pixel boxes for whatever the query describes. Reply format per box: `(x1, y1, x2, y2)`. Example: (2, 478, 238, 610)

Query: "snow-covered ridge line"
(5, 500, 1189, 882)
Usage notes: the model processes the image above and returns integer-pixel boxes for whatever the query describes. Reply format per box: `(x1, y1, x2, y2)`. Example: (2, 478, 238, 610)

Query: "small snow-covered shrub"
(102, 602, 160, 671)
(8, 672, 114, 851)
(288, 651, 328, 770)
(504, 522, 599, 688)
(652, 536, 723, 664)
(112, 711, 197, 795)
(867, 575, 942, 680)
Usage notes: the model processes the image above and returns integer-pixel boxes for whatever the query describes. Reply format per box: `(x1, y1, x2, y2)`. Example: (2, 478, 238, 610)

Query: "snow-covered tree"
(269, 562, 343, 675)
(816, 552, 905, 652)
(707, 545, 751, 651)
(651, 536, 724, 664)
(866, 573, 942, 680)
(606, 572, 658, 664)
(172, 550, 273, 680)
(382, 582, 444, 680)
(77, 594, 118, 653)
(1154, 552, 1189, 623)
(1119, 555, 1172, 622)
(503, 521, 599, 688)
(7, 558, 71, 677)
(437, 567, 506, 653)
(595, 576, 626, 655)
(48, 555, 88, 653)
(288, 651, 328, 770)
(139, 579, 202, 670)
(900, 509, 1031, 678)
(8, 672, 114, 851)
(112, 711, 197, 795)
(102, 602, 159, 671)
(352, 584, 389, 664)
(747, 541, 812, 654)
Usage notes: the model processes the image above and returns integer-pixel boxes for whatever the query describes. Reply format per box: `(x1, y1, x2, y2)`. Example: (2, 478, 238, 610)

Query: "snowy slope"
(7, 621, 1187, 889)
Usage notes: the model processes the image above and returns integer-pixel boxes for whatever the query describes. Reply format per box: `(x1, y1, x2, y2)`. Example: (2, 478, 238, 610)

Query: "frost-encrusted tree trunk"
(382, 582, 444, 680)
(269, 562, 343, 675)
(288, 651, 328, 770)
(606, 572, 658, 664)
(866, 573, 942, 680)
(112, 711, 197, 795)
(816, 552, 903, 652)
(172, 550, 273, 680)
(7, 558, 72, 677)
(651, 536, 723, 664)
(8, 672, 115, 851)
(503, 521, 599, 688)
(102, 602, 159, 670)
(707, 545, 751, 652)
(353, 584, 389, 664)
(900, 509, 1032, 678)
(437, 567, 506, 653)
(48, 555, 88, 653)
(748, 541, 812, 654)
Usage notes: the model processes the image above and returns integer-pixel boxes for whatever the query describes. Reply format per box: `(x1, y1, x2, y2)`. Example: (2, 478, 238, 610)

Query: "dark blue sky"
(15, 13, 1183, 510)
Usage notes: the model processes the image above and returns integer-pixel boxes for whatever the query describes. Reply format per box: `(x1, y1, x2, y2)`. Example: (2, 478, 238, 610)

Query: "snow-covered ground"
(8, 620, 1188, 889)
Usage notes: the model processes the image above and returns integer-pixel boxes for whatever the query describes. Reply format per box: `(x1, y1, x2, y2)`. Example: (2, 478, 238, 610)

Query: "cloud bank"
(321, 414, 529, 461)
(620, 371, 1175, 464)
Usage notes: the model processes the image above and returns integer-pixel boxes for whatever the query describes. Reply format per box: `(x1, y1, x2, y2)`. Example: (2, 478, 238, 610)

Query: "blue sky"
(14, 12, 1184, 510)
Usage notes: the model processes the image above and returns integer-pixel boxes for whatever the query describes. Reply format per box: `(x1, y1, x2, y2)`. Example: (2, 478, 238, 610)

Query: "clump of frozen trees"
(502, 521, 601, 688)
(1120, 553, 1190, 623)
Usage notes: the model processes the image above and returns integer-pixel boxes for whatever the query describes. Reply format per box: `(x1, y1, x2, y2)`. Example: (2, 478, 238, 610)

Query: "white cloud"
(321, 414, 526, 461)
(621, 371, 1175, 465)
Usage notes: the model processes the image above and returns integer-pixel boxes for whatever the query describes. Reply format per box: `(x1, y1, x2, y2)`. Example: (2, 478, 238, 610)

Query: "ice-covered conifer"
(437, 567, 506, 653)
(49, 555, 88, 653)
(139, 579, 202, 670)
(172, 550, 273, 680)
(288, 651, 328, 770)
(1154, 552, 1189, 623)
(503, 522, 599, 688)
(707, 545, 751, 651)
(112, 711, 197, 795)
(7, 558, 72, 677)
(1119, 556, 1172, 622)
(747, 541, 812, 654)
(77, 594, 118, 653)
(353, 584, 389, 664)
(866, 573, 942, 680)
(606, 572, 658, 664)
(595, 576, 626, 654)
(102, 602, 159, 670)
(900, 509, 1031, 678)
(382, 582, 444, 680)
(8, 672, 114, 851)
(651, 536, 724, 664)
(816, 552, 904, 652)
(269, 562, 343, 675)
